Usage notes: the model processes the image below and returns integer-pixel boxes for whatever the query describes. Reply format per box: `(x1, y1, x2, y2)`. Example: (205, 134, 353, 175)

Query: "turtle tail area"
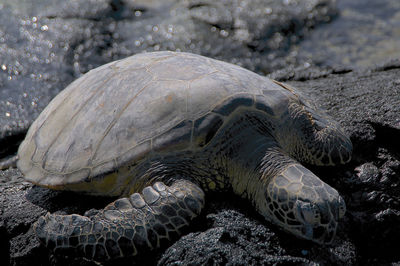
(33, 180, 205, 262)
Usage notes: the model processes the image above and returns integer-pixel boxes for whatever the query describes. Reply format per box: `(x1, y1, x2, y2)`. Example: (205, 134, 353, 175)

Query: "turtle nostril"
(294, 200, 320, 225)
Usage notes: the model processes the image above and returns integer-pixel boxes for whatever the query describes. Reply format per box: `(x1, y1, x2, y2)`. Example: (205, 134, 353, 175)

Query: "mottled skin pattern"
(35, 180, 204, 261)
(17, 51, 352, 261)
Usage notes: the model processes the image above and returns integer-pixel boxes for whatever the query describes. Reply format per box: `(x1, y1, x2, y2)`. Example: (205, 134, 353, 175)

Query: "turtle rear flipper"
(34, 180, 205, 261)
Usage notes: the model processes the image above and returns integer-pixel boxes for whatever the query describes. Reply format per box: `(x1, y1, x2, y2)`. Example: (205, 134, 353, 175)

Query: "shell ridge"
(29, 74, 92, 163)
(90, 79, 155, 164)
(40, 73, 117, 171)
(227, 70, 250, 95)
(30, 160, 91, 176)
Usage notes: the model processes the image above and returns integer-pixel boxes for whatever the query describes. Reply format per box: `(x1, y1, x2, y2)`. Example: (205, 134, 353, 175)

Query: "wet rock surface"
(0, 0, 399, 265)
(294, 0, 400, 69)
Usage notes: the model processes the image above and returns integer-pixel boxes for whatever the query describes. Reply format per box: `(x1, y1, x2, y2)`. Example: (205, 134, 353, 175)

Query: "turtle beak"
(293, 194, 346, 244)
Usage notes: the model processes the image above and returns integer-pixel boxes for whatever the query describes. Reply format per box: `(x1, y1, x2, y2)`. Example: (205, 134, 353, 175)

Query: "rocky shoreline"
(1, 0, 399, 265)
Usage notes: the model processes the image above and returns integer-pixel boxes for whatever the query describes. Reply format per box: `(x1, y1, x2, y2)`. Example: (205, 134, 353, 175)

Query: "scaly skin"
(34, 180, 204, 261)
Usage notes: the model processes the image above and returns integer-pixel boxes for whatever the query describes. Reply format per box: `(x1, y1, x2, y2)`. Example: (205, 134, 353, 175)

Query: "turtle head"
(275, 89, 352, 166)
(257, 162, 346, 244)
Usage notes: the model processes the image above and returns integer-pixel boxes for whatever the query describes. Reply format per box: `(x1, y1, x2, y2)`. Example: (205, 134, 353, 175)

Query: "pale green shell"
(17, 51, 294, 187)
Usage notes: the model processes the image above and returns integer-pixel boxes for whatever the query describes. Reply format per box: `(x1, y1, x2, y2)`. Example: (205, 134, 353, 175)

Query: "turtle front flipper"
(34, 180, 205, 262)
(249, 149, 346, 244)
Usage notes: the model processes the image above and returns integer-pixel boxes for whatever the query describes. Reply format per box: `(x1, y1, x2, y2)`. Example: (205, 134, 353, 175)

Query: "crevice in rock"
(7, 223, 25, 241)
(0, 221, 10, 266)
(370, 122, 400, 157)
(372, 59, 400, 72)
(0, 130, 26, 160)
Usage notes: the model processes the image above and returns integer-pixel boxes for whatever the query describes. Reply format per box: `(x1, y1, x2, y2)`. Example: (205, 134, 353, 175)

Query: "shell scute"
(261, 89, 292, 117)
(148, 53, 213, 81)
(186, 71, 234, 118)
(255, 95, 275, 116)
(115, 140, 151, 168)
(32, 70, 115, 167)
(153, 120, 193, 152)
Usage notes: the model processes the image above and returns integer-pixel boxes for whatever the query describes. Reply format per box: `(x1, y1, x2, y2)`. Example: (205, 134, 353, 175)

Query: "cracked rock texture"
(0, 0, 399, 265)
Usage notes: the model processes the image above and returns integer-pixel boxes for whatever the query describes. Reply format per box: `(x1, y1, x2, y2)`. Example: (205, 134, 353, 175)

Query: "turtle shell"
(17, 51, 294, 194)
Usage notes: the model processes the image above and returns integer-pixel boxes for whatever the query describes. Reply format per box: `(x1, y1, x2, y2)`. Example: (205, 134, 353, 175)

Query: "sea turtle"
(18, 51, 352, 261)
